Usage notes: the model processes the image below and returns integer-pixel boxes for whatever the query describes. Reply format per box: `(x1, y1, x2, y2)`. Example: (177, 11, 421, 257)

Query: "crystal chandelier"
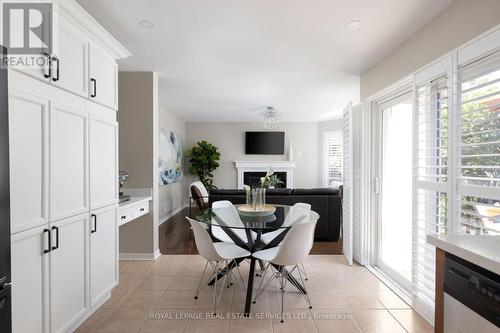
(261, 106, 281, 129)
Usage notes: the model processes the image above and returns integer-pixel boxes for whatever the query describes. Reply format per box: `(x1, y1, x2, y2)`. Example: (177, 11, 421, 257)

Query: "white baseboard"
(119, 251, 160, 260)
(158, 204, 189, 225)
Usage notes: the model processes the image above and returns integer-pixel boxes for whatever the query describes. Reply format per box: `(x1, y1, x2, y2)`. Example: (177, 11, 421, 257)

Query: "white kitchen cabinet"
(50, 100, 88, 221)
(8, 88, 49, 234)
(49, 214, 88, 333)
(51, 12, 89, 97)
(11, 226, 50, 333)
(89, 206, 118, 307)
(89, 44, 118, 109)
(89, 102, 118, 210)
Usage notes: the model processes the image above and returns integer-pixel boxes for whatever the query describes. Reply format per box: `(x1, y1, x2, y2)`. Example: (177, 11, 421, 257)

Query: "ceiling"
(76, 0, 454, 122)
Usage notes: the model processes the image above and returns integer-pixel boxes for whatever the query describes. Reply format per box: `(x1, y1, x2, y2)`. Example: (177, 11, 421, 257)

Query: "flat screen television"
(245, 131, 284, 155)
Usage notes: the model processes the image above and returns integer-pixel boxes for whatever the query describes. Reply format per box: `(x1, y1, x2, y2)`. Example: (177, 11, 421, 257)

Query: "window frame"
(322, 130, 343, 187)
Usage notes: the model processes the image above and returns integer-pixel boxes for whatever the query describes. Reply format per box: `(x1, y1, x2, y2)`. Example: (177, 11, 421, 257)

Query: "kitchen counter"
(427, 234, 500, 275)
(119, 196, 152, 210)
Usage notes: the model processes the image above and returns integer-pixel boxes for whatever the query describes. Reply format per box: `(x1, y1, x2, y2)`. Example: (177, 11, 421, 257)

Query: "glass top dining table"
(194, 204, 319, 231)
(192, 204, 319, 316)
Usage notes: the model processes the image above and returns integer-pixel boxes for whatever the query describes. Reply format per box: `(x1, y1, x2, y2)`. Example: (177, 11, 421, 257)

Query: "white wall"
(185, 122, 319, 189)
(158, 106, 188, 222)
(361, 0, 500, 99)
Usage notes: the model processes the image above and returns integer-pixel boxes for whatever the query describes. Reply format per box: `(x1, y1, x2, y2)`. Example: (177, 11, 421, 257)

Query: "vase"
(251, 188, 266, 211)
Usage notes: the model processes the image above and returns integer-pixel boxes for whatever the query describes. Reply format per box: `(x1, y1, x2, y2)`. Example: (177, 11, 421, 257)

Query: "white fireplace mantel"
(234, 160, 295, 188)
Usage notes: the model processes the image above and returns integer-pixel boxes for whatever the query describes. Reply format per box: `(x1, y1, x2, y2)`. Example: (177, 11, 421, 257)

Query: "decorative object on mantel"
(237, 204, 276, 216)
(288, 140, 294, 161)
(118, 170, 131, 203)
(261, 105, 281, 129)
(188, 140, 220, 190)
(159, 128, 184, 185)
(265, 174, 285, 189)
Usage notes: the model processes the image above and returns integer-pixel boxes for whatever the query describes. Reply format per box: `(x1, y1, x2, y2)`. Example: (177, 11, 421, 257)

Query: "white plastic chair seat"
(252, 246, 280, 262)
(214, 242, 251, 260)
(213, 226, 257, 244)
(260, 229, 283, 244)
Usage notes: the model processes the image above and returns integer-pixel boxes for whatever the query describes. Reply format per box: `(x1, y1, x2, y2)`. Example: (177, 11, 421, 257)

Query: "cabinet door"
(51, 13, 89, 97)
(90, 206, 117, 307)
(89, 44, 117, 109)
(8, 89, 49, 234)
(50, 101, 88, 221)
(49, 214, 88, 333)
(89, 104, 118, 209)
(11, 226, 50, 333)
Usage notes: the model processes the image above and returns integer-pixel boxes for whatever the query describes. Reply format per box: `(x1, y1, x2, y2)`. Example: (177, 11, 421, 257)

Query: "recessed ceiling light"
(139, 20, 154, 29)
(346, 20, 361, 30)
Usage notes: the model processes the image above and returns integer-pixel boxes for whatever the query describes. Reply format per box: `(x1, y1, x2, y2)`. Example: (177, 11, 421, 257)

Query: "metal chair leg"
(252, 263, 272, 303)
(296, 264, 312, 309)
(194, 261, 209, 299)
(299, 261, 308, 281)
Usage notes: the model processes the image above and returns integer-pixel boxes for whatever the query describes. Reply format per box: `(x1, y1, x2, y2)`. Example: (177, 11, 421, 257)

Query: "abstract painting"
(159, 128, 183, 185)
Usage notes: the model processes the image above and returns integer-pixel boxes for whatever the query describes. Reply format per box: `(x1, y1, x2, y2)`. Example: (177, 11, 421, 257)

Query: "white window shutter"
(351, 103, 365, 265)
(343, 102, 353, 265)
(413, 58, 451, 323)
(323, 131, 343, 187)
(457, 50, 500, 235)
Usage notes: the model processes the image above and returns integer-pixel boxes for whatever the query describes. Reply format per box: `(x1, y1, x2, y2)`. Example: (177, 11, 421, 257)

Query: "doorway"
(376, 92, 413, 290)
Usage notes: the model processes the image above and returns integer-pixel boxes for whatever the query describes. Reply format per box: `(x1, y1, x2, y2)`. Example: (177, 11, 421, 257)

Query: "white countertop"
(119, 196, 152, 210)
(427, 234, 500, 275)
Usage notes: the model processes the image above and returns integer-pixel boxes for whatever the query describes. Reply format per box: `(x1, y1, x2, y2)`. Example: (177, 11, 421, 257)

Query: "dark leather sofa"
(209, 188, 342, 242)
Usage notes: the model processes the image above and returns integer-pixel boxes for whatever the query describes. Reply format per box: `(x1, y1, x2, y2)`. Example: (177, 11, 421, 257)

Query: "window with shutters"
(323, 130, 343, 187)
(414, 72, 450, 310)
(458, 50, 500, 235)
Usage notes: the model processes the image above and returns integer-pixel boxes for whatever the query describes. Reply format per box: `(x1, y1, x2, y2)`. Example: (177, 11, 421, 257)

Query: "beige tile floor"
(76, 255, 433, 333)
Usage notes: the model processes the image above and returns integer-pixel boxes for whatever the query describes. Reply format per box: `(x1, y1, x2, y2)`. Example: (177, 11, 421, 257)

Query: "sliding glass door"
(377, 92, 413, 289)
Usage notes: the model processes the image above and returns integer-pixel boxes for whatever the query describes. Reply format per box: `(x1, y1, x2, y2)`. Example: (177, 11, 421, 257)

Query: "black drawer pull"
(52, 56, 59, 81)
(51, 226, 59, 250)
(140, 208, 145, 212)
(121, 215, 127, 220)
(91, 214, 97, 233)
(90, 78, 97, 98)
(43, 228, 51, 254)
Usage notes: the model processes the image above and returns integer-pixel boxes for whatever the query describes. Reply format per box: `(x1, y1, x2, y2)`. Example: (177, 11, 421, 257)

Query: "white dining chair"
(187, 217, 250, 314)
(251, 220, 317, 322)
(260, 203, 312, 279)
(211, 200, 257, 244)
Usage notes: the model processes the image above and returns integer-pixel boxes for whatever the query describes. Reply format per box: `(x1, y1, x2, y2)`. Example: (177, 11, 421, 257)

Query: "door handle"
(90, 78, 97, 98)
(51, 226, 59, 250)
(43, 228, 51, 254)
(52, 56, 59, 82)
(91, 214, 97, 233)
(43, 53, 51, 79)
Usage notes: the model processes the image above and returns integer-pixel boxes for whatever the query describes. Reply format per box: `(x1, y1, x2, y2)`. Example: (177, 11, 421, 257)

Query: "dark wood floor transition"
(159, 208, 342, 255)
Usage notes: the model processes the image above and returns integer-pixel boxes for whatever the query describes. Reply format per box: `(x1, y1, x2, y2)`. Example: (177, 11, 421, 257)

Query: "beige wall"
(361, 0, 500, 99)
(118, 71, 159, 256)
(158, 107, 188, 222)
(185, 122, 320, 189)
(317, 119, 343, 186)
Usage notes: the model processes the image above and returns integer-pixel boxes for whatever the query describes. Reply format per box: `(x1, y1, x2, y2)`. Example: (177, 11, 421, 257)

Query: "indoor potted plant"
(188, 140, 221, 190)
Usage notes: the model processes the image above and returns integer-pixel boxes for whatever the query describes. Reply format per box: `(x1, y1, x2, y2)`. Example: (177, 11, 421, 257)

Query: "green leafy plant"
(188, 141, 221, 190)
(266, 174, 284, 188)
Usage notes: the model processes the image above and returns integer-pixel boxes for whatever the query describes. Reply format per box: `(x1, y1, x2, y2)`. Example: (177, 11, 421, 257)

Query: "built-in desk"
(118, 189, 152, 226)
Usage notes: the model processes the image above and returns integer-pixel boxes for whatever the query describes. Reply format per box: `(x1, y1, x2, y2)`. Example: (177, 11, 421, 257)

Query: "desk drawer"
(118, 210, 132, 225)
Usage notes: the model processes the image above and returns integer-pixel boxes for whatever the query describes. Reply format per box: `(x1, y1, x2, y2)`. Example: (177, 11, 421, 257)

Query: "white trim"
(234, 160, 295, 188)
(119, 251, 160, 261)
(322, 130, 343, 187)
(54, 0, 132, 59)
(158, 204, 189, 225)
(458, 27, 500, 65)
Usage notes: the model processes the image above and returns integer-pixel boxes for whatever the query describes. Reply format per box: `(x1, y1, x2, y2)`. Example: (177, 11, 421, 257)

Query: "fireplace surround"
(234, 160, 295, 189)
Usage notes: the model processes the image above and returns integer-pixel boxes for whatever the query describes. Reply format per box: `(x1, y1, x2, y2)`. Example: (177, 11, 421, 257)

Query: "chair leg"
(296, 264, 312, 309)
(212, 261, 221, 315)
(194, 261, 209, 299)
(299, 261, 308, 281)
(252, 263, 272, 303)
(279, 266, 288, 323)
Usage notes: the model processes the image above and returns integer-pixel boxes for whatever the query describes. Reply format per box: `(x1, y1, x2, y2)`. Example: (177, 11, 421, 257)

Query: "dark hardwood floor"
(159, 208, 342, 255)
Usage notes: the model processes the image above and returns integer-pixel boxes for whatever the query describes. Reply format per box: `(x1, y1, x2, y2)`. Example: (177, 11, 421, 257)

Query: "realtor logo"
(3, 2, 53, 54)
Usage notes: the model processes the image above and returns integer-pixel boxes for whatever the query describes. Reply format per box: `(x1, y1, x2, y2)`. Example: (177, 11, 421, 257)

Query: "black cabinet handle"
(90, 78, 97, 98)
(121, 215, 126, 220)
(51, 226, 59, 250)
(52, 56, 59, 82)
(43, 53, 51, 79)
(91, 214, 97, 233)
(43, 228, 51, 254)
(140, 208, 145, 212)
